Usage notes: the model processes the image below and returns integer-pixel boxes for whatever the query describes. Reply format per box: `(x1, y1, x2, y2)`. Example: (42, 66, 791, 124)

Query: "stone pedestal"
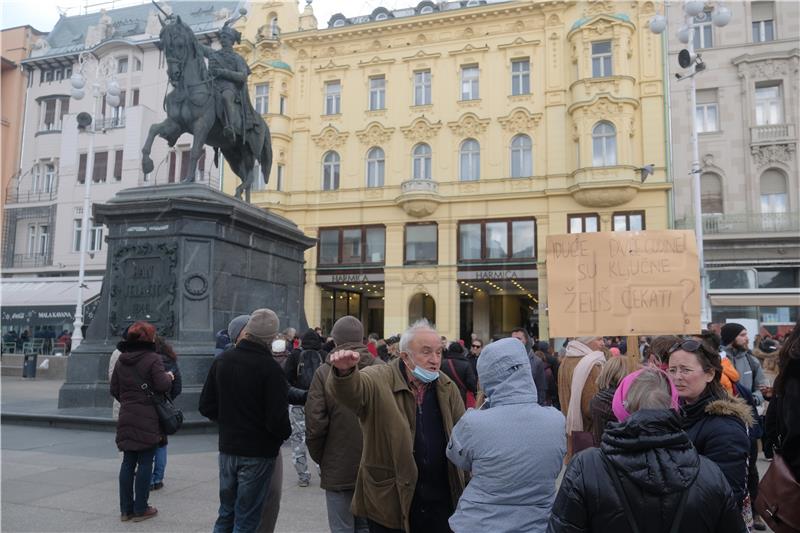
(58, 184, 315, 411)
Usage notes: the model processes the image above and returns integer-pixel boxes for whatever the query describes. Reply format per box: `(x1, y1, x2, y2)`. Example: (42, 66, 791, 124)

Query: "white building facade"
(2, 2, 240, 338)
(667, 0, 800, 336)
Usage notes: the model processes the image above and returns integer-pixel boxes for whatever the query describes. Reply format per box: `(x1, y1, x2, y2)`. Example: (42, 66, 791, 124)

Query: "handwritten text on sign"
(546, 230, 701, 337)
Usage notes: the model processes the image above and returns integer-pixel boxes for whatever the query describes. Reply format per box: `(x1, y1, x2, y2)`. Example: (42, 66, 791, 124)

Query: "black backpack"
(296, 349, 323, 390)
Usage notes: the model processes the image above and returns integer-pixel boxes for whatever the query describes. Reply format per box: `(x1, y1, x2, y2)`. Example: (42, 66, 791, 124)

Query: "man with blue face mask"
(328, 319, 467, 533)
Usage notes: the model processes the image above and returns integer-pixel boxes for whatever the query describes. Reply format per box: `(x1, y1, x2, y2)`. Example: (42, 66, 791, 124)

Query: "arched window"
(366, 147, 385, 188)
(459, 139, 480, 181)
(510, 134, 532, 178)
(760, 168, 787, 213)
(269, 17, 279, 38)
(592, 121, 617, 166)
(412, 143, 432, 180)
(700, 173, 723, 214)
(375, 12, 388, 21)
(322, 151, 340, 190)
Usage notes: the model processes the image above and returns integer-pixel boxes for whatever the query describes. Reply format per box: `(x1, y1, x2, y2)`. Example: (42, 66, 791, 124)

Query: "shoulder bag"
(755, 395, 800, 533)
(132, 365, 184, 435)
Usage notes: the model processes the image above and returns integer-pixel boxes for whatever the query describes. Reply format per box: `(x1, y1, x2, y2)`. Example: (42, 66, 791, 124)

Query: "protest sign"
(546, 230, 701, 337)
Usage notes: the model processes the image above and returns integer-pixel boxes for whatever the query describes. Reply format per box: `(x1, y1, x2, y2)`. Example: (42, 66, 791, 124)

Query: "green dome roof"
(269, 59, 292, 72)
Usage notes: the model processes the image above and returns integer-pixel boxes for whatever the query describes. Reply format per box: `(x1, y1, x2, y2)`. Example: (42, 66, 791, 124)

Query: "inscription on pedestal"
(109, 242, 178, 336)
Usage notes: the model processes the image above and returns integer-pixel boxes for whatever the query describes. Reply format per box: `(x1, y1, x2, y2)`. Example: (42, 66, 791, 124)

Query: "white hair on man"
(399, 319, 436, 354)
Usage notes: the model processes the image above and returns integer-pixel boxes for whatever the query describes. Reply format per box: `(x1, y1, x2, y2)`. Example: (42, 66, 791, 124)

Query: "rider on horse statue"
(201, 23, 256, 143)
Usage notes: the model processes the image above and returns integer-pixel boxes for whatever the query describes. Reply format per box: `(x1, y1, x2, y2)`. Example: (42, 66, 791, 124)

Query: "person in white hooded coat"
(446, 338, 566, 533)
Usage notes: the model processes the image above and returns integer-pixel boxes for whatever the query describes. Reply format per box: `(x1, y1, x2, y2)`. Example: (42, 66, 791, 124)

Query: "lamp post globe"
(649, 14, 667, 34)
(677, 24, 691, 44)
(712, 5, 732, 27)
(683, 0, 705, 17)
(70, 72, 86, 90)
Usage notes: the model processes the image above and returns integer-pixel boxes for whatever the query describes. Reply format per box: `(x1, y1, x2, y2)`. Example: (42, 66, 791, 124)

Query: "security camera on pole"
(69, 51, 122, 350)
(649, 1, 732, 326)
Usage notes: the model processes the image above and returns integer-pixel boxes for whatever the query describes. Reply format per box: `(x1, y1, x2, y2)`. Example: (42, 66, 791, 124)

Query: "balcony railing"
(400, 179, 439, 194)
(96, 115, 125, 130)
(4, 188, 58, 204)
(751, 124, 795, 144)
(8, 253, 52, 268)
(676, 212, 800, 235)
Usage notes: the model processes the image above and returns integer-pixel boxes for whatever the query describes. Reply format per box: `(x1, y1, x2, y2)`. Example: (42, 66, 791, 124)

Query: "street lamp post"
(68, 52, 121, 351)
(649, 1, 731, 327)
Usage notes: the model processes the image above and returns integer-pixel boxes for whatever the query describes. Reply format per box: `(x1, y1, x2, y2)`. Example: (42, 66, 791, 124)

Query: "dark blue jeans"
(119, 448, 156, 515)
(213, 453, 276, 533)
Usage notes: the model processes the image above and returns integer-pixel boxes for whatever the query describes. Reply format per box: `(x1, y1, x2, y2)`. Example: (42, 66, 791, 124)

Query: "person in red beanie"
(110, 321, 175, 523)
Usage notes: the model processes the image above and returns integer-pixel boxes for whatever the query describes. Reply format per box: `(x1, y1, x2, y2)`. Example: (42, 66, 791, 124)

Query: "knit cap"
(720, 323, 745, 347)
(241, 309, 280, 345)
(331, 315, 363, 346)
(227, 315, 251, 343)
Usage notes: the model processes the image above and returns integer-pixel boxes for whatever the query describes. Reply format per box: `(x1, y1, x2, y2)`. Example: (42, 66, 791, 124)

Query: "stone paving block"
(12, 466, 115, 487)
(1, 479, 75, 505)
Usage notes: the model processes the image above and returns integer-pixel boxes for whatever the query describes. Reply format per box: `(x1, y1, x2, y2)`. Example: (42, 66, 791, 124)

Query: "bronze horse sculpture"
(141, 13, 271, 202)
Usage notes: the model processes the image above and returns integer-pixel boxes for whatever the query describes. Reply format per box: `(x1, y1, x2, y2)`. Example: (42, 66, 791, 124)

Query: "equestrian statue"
(141, 5, 271, 202)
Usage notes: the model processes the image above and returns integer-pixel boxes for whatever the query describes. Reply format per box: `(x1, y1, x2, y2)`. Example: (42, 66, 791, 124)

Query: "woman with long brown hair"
(150, 335, 181, 491)
(765, 319, 800, 480)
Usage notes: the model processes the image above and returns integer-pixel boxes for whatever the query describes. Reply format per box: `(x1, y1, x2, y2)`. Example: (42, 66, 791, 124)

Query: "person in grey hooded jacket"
(446, 338, 566, 533)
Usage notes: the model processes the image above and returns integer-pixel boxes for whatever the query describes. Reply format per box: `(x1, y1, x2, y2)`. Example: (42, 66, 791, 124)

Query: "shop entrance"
(319, 284, 384, 338)
(458, 278, 538, 343)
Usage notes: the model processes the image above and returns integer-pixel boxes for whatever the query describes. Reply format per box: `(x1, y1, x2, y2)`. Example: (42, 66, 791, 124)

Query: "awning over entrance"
(1, 276, 103, 307)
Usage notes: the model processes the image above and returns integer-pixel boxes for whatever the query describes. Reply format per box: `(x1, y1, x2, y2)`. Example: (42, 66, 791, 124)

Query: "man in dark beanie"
(199, 308, 290, 532)
(306, 316, 381, 533)
(720, 322, 769, 530)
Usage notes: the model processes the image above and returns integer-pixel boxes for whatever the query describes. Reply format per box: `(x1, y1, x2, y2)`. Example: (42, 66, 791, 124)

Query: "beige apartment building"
(227, 0, 672, 341)
(666, 0, 799, 336)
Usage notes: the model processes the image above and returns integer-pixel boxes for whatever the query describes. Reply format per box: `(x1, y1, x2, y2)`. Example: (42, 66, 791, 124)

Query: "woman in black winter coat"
(110, 321, 174, 523)
(548, 368, 745, 533)
(440, 341, 478, 406)
(665, 339, 751, 509)
(766, 320, 800, 480)
(150, 336, 181, 491)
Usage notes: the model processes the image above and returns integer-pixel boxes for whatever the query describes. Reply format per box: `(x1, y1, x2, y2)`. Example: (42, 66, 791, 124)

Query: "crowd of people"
(106, 313, 800, 533)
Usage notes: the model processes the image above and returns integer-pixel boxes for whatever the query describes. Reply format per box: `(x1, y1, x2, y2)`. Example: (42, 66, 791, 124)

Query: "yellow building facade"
(224, 0, 670, 341)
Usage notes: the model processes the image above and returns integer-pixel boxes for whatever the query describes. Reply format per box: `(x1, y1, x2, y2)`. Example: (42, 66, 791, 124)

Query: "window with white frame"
(26, 224, 36, 255)
(133, 57, 142, 71)
(592, 121, 617, 166)
(39, 97, 69, 131)
(251, 162, 266, 191)
(366, 147, 385, 187)
(568, 214, 599, 233)
(760, 169, 787, 214)
(37, 225, 49, 255)
(510, 134, 532, 178)
(72, 219, 103, 252)
(325, 80, 341, 115)
(412, 143, 432, 180)
(755, 83, 783, 125)
(322, 151, 340, 190)
(276, 163, 284, 191)
(270, 17, 279, 38)
(696, 89, 719, 133)
(414, 70, 431, 105)
(459, 139, 480, 181)
(752, 2, 775, 42)
(117, 57, 128, 74)
(460, 65, 479, 100)
(511, 58, 530, 95)
(369, 76, 386, 110)
(591, 41, 612, 77)
(279, 95, 286, 114)
(32, 162, 56, 193)
(693, 13, 713, 49)
(613, 211, 645, 232)
(255, 83, 269, 114)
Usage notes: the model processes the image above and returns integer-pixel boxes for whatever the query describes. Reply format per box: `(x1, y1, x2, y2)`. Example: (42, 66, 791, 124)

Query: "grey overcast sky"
(0, 0, 416, 33)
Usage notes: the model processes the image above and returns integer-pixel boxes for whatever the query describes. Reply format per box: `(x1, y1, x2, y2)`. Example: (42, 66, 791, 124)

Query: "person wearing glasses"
(468, 339, 483, 376)
(666, 339, 751, 515)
